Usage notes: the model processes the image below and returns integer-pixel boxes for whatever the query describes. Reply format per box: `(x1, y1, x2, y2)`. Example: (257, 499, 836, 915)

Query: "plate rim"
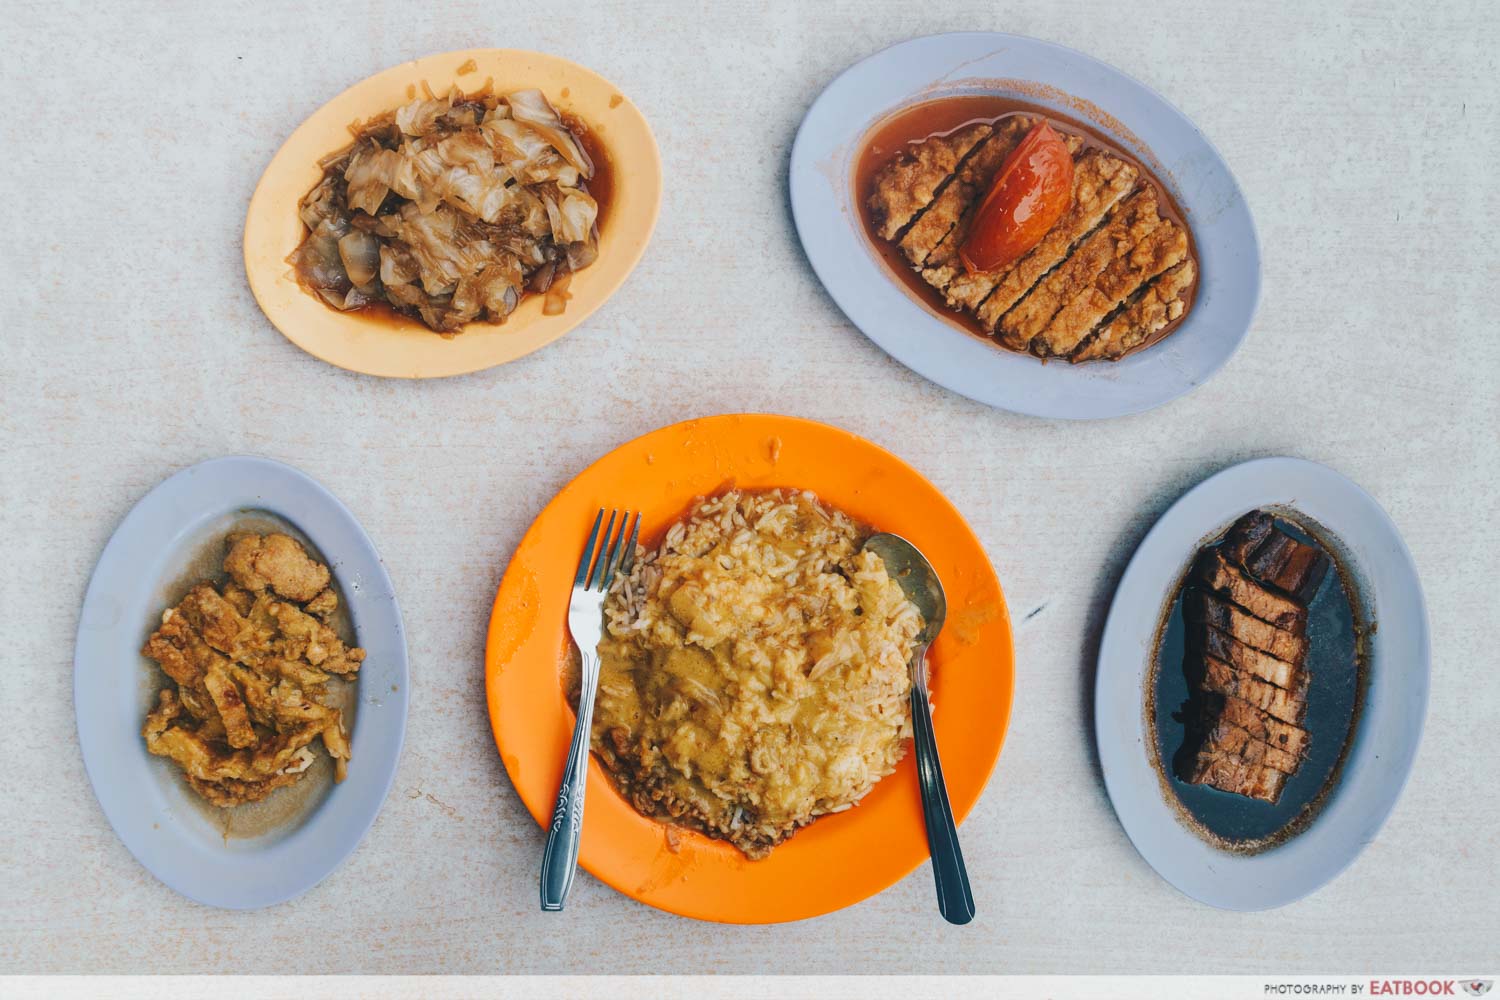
(243, 47, 662, 379)
(1093, 456, 1430, 909)
(73, 454, 410, 909)
(484, 412, 1015, 923)
(788, 30, 1263, 420)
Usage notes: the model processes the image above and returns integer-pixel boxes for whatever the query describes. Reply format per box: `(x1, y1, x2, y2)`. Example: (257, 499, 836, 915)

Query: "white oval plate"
(789, 32, 1261, 420)
(1095, 458, 1428, 909)
(74, 456, 409, 909)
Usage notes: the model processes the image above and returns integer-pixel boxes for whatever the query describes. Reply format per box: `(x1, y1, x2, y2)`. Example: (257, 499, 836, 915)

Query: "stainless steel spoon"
(863, 532, 975, 925)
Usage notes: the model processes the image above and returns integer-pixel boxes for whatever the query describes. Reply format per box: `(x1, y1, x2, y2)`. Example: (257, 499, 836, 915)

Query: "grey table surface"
(2, 0, 1497, 976)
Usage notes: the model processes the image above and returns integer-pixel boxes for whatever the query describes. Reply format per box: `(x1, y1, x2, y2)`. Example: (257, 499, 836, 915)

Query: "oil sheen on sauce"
(853, 95, 1199, 359)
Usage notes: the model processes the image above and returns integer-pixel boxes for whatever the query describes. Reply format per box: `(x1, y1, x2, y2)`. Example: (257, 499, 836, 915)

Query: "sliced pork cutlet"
(1199, 717, 1301, 774)
(931, 148, 1140, 319)
(867, 123, 993, 241)
(1214, 692, 1312, 758)
(897, 117, 1032, 271)
(995, 189, 1164, 352)
(1029, 205, 1188, 357)
(1196, 655, 1308, 725)
(1195, 625, 1303, 692)
(1189, 749, 1288, 803)
(1187, 589, 1308, 663)
(920, 131, 1088, 297)
(1192, 548, 1306, 633)
(1069, 259, 1195, 362)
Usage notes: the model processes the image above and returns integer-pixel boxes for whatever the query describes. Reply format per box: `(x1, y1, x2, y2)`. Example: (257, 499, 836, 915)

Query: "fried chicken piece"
(142, 532, 361, 808)
(303, 587, 338, 621)
(264, 598, 365, 677)
(1070, 260, 1194, 362)
(897, 117, 1033, 268)
(142, 608, 216, 689)
(964, 149, 1139, 322)
(921, 132, 1086, 295)
(225, 533, 331, 603)
(867, 123, 991, 240)
(202, 660, 256, 749)
(174, 584, 271, 665)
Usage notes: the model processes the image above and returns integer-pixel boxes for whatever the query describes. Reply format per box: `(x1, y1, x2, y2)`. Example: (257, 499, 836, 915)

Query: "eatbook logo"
(1462, 983, 1492, 997)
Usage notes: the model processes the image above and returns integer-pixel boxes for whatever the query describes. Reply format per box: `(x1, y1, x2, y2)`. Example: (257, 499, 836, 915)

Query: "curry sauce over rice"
(591, 489, 923, 858)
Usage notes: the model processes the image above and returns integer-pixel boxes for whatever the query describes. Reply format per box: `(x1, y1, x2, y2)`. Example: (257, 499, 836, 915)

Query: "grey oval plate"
(74, 456, 409, 909)
(1094, 458, 1429, 909)
(789, 32, 1261, 419)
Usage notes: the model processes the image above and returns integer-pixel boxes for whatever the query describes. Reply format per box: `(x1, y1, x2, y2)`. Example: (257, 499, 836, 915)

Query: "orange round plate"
(243, 49, 661, 379)
(485, 414, 1015, 922)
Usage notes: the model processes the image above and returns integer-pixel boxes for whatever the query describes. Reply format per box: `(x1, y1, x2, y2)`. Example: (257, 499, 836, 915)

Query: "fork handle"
(910, 674, 975, 925)
(539, 658, 599, 912)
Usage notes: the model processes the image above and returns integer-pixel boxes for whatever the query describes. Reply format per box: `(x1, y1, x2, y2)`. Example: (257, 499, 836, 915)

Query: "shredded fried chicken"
(141, 533, 361, 807)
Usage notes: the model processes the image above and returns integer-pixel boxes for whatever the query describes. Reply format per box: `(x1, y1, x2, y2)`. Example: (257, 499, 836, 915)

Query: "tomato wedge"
(960, 121, 1075, 273)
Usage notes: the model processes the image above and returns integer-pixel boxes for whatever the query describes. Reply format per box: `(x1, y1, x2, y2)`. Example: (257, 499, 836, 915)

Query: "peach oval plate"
(244, 49, 661, 378)
(485, 414, 1015, 922)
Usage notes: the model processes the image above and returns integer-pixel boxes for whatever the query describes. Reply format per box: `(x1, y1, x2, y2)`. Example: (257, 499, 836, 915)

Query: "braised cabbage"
(289, 87, 601, 333)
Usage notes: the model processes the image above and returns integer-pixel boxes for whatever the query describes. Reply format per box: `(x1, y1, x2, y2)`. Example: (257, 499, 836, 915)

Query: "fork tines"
(575, 509, 641, 592)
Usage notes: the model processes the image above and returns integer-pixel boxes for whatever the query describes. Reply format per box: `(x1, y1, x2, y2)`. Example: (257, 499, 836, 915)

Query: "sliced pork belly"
(1187, 590, 1308, 663)
(1216, 693, 1311, 758)
(1197, 656, 1308, 725)
(1196, 626, 1303, 692)
(1189, 751, 1288, 804)
(1201, 718, 1302, 774)
(1192, 549, 1306, 632)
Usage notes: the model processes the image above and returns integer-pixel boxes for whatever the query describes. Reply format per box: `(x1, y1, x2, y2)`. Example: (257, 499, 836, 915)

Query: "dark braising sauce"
(853, 95, 1199, 360)
(1149, 513, 1364, 852)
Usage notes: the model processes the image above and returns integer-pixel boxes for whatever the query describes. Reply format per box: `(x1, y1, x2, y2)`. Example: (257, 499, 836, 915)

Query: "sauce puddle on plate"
(1149, 513, 1364, 851)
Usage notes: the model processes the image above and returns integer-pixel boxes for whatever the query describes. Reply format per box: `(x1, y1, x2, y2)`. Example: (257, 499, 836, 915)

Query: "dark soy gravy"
(852, 95, 1198, 359)
(1149, 513, 1364, 852)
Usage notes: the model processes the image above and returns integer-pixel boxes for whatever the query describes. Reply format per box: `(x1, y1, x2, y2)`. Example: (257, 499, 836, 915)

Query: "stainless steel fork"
(539, 508, 641, 912)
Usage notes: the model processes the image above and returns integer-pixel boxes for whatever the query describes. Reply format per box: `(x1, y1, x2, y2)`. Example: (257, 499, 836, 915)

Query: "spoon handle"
(910, 680, 975, 925)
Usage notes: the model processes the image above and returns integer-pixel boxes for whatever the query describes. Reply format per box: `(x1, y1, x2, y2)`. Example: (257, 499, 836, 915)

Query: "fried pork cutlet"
(919, 130, 1085, 293)
(898, 117, 1034, 268)
(865, 115, 1196, 361)
(1027, 198, 1188, 357)
(943, 147, 1135, 315)
(867, 123, 992, 241)
(142, 532, 360, 808)
(1070, 260, 1196, 362)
